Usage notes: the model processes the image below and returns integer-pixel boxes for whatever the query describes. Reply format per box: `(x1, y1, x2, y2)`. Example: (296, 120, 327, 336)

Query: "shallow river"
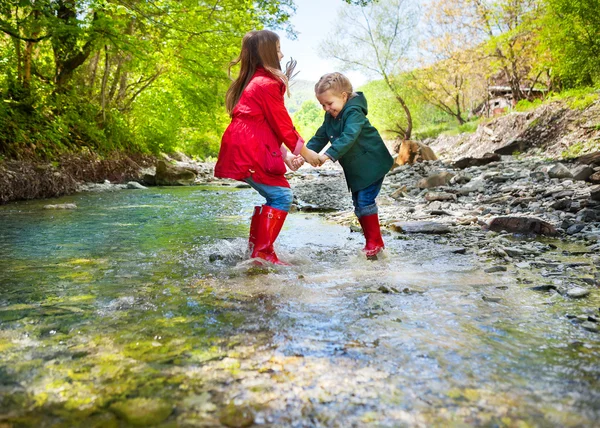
(0, 186, 599, 427)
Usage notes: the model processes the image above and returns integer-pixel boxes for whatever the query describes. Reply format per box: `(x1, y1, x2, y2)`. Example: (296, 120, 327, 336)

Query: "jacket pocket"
(263, 145, 287, 175)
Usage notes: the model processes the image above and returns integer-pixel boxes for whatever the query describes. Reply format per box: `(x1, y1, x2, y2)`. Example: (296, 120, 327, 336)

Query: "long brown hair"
(225, 30, 297, 115)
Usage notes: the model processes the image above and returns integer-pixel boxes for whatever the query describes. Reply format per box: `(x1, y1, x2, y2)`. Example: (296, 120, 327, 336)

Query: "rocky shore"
(286, 155, 600, 334)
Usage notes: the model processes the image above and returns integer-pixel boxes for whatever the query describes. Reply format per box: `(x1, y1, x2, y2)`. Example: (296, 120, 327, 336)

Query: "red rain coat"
(214, 67, 304, 188)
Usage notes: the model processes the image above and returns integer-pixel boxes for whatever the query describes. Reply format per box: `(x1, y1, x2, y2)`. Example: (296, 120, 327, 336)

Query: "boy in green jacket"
(306, 72, 394, 259)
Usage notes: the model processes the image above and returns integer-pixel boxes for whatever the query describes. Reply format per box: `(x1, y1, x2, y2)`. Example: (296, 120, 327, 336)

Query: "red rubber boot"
(248, 206, 261, 254)
(250, 205, 290, 265)
(358, 213, 385, 259)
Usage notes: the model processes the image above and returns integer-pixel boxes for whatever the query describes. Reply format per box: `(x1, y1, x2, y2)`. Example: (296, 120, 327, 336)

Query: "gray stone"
(566, 287, 590, 298)
(417, 172, 455, 189)
(126, 181, 147, 190)
(571, 165, 594, 181)
(548, 163, 573, 179)
(155, 160, 197, 186)
(389, 221, 451, 234)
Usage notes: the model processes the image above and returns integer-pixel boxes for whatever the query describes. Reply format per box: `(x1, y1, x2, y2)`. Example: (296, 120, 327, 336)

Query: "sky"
(277, 0, 369, 87)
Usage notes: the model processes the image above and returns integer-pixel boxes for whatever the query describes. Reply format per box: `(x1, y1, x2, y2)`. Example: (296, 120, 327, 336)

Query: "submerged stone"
(110, 397, 172, 426)
(219, 401, 255, 428)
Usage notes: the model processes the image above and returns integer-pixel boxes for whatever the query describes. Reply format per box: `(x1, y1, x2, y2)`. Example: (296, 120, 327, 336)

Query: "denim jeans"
(244, 177, 294, 212)
(351, 177, 384, 218)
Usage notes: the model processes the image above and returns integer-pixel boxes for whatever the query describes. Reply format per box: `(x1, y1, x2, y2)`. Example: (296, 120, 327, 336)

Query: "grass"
(514, 87, 599, 112)
(560, 141, 594, 159)
(413, 118, 483, 140)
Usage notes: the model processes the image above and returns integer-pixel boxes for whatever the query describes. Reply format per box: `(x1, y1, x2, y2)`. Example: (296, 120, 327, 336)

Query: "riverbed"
(0, 186, 599, 427)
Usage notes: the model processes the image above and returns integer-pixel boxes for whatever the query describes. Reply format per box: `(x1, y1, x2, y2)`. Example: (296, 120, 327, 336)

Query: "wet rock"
(482, 295, 502, 302)
(581, 321, 599, 333)
(389, 221, 451, 234)
(209, 253, 225, 262)
(44, 203, 77, 209)
(155, 160, 197, 186)
(126, 181, 147, 190)
(486, 216, 557, 236)
(567, 287, 590, 298)
(589, 171, 600, 184)
(485, 266, 507, 273)
(110, 398, 172, 426)
(590, 185, 600, 201)
(219, 402, 255, 428)
(529, 284, 558, 292)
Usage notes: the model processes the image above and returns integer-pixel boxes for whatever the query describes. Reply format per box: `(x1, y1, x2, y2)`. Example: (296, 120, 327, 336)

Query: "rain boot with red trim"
(248, 206, 261, 254)
(358, 213, 385, 259)
(250, 205, 290, 265)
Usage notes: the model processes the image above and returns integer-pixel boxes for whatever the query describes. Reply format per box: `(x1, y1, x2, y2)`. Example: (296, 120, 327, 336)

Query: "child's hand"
(284, 152, 304, 171)
(317, 154, 330, 165)
(301, 147, 322, 167)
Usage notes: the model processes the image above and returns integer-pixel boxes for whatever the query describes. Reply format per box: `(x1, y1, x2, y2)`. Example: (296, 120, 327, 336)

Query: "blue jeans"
(352, 177, 384, 218)
(244, 178, 294, 212)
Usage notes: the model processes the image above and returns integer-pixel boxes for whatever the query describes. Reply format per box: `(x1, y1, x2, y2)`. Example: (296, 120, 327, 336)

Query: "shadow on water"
(0, 185, 599, 426)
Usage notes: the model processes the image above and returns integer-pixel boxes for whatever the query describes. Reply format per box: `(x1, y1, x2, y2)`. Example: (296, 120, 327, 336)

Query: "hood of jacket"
(341, 91, 368, 116)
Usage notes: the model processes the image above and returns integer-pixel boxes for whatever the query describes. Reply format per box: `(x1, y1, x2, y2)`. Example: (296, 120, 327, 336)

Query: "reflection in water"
(0, 186, 598, 426)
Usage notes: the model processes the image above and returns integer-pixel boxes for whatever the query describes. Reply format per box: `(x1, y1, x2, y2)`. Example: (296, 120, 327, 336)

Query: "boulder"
(451, 153, 501, 169)
(571, 165, 594, 181)
(576, 151, 600, 166)
(155, 160, 196, 186)
(548, 163, 573, 179)
(485, 216, 557, 236)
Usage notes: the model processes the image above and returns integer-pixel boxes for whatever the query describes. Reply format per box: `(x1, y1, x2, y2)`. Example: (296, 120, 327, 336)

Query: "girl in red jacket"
(214, 30, 320, 265)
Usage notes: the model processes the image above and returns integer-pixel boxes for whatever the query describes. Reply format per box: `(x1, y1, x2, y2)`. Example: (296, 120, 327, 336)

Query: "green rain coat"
(306, 92, 394, 192)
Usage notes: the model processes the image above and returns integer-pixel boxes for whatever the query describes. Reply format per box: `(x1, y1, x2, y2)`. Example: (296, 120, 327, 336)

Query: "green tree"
(539, 0, 600, 88)
(320, 0, 420, 140)
(293, 100, 322, 140)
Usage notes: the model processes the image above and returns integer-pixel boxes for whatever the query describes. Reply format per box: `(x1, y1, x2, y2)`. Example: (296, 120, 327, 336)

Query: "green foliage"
(360, 77, 451, 140)
(539, 0, 600, 88)
(561, 140, 595, 159)
(439, 119, 482, 137)
(292, 100, 322, 140)
(0, 0, 295, 160)
(514, 98, 544, 112)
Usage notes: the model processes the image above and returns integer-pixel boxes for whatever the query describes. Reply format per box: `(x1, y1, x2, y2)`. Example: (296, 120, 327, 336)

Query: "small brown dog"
(393, 140, 437, 168)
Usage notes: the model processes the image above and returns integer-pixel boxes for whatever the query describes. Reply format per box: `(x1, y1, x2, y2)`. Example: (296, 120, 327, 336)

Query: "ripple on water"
(0, 187, 598, 426)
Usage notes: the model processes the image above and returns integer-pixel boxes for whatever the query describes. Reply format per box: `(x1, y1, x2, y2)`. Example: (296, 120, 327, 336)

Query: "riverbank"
(0, 152, 156, 204)
(287, 155, 600, 334)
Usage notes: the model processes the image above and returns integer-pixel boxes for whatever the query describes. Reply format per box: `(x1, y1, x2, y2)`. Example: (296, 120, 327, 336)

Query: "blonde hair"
(314, 72, 355, 97)
(225, 30, 297, 115)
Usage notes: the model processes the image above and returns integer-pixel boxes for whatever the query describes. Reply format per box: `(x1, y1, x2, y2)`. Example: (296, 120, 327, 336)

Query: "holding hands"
(284, 151, 305, 171)
(300, 146, 329, 167)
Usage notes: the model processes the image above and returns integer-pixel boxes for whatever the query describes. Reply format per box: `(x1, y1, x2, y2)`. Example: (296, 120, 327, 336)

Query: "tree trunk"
(100, 45, 110, 122)
(383, 73, 412, 140)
